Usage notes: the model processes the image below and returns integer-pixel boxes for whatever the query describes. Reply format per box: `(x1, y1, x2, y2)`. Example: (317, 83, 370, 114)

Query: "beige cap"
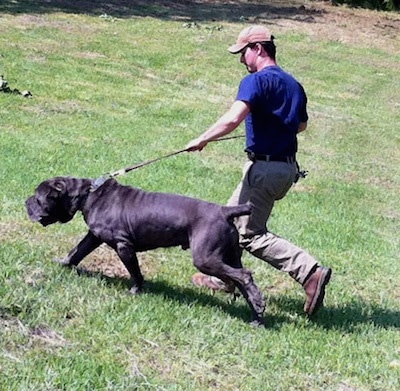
(228, 25, 273, 54)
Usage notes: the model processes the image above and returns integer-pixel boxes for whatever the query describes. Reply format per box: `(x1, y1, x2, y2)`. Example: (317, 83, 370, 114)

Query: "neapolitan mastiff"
(26, 177, 265, 324)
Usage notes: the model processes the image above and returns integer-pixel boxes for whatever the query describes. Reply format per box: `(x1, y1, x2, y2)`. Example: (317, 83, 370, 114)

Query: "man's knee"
(239, 231, 267, 252)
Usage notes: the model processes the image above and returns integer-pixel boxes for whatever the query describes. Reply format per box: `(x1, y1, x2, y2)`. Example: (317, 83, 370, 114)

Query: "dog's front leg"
(56, 231, 103, 267)
(116, 242, 144, 295)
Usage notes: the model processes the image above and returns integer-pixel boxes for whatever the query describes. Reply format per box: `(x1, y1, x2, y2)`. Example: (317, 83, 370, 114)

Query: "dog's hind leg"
(229, 268, 266, 326)
(223, 266, 265, 326)
(56, 231, 102, 267)
(115, 242, 144, 295)
(193, 258, 265, 325)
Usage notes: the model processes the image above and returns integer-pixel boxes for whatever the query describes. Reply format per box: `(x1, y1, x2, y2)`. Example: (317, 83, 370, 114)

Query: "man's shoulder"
(262, 66, 305, 90)
(261, 66, 294, 80)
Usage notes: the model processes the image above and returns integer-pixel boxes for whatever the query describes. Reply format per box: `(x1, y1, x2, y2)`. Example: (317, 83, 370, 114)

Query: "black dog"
(26, 176, 265, 324)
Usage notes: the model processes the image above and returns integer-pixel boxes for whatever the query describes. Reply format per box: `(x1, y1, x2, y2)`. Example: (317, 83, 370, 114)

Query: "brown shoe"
(191, 272, 235, 293)
(303, 266, 332, 315)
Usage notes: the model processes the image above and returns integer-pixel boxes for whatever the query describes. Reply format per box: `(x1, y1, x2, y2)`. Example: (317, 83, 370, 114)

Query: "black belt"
(247, 151, 295, 164)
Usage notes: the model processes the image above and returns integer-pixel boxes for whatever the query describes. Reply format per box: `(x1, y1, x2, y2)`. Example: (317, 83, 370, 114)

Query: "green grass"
(1, 2, 400, 390)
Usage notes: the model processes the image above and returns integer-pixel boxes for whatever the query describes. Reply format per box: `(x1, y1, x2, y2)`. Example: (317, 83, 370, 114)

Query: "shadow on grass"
(75, 268, 400, 330)
(0, 0, 325, 24)
(319, 301, 400, 331)
(3, 266, 398, 330)
(270, 295, 400, 331)
(75, 267, 287, 327)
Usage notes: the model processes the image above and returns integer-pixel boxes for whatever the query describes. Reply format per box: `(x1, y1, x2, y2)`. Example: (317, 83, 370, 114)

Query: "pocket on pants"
(246, 161, 296, 199)
(265, 163, 297, 200)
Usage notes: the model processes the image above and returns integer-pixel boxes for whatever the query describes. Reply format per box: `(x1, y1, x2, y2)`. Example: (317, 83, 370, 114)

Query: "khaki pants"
(227, 160, 318, 285)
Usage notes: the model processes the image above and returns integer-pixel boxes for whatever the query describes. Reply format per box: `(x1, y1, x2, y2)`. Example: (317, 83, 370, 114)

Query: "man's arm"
(186, 100, 250, 151)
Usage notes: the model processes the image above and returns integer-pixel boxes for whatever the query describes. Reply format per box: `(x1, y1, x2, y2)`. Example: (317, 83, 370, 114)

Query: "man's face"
(240, 44, 257, 73)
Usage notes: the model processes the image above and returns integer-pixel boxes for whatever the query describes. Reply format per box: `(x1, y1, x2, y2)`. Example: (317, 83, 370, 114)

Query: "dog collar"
(90, 176, 108, 192)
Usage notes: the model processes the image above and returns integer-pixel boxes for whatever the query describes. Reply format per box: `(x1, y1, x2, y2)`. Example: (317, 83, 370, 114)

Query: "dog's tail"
(222, 203, 252, 221)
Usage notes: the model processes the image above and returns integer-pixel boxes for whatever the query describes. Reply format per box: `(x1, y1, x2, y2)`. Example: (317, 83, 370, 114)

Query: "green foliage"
(333, 0, 399, 11)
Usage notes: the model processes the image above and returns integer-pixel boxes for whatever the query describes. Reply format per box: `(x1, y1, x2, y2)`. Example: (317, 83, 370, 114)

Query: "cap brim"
(227, 43, 246, 54)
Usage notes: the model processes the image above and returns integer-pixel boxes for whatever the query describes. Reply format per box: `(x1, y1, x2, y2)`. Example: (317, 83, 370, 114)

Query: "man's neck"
(257, 57, 277, 72)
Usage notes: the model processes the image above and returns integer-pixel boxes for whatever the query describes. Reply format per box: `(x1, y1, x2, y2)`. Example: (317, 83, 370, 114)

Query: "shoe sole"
(307, 267, 332, 316)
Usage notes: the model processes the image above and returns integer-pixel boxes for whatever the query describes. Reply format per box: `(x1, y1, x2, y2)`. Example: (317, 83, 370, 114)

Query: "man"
(186, 25, 332, 316)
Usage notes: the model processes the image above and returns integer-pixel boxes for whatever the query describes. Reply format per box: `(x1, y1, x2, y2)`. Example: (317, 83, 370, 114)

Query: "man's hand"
(298, 121, 308, 133)
(185, 137, 209, 152)
(185, 100, 249, 152)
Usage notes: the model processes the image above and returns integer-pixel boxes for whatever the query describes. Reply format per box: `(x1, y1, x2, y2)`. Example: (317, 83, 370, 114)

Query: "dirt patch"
(29, 325, 68, 348)
(0, 313, 26, 334)
(1, 310, 67, 351)
(80, 244, 161, 279)
(74, 52, 107, 59)
(80, 245, 130, 279)
(271, 2, 400, 52)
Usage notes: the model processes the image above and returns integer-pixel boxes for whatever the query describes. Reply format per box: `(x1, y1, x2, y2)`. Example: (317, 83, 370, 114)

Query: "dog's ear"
(53, 179, 66, 194)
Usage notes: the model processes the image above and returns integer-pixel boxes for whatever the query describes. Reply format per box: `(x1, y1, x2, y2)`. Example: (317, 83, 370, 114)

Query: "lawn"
(1, 1, 399, 390)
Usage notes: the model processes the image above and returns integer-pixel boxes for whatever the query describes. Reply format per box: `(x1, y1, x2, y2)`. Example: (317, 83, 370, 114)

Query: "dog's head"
(25, 177, 89, 226)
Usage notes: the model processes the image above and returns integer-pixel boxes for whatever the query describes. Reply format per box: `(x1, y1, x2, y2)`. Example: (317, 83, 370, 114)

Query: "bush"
(333, 0, 399, 11)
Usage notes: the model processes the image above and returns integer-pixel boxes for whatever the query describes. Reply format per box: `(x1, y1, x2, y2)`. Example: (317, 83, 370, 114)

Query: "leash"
(91, 135, 245, 190)
(108, 148, 188, 178)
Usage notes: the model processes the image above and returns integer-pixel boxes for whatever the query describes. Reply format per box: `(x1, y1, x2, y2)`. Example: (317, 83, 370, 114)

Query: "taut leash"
(109, 148, 188, 178)
(91, 135, 245, 190)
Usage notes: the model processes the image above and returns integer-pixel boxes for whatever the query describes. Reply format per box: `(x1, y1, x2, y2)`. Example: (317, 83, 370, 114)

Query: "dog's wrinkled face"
(26, 179, 73, 226)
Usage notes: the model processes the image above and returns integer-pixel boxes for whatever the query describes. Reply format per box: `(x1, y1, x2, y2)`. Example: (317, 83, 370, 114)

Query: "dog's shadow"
(75, 268, 400, 331)
(75, 267, 286, 327)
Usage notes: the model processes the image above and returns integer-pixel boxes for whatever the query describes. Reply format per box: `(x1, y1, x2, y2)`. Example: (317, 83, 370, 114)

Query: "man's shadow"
(267, 294, 400, 331)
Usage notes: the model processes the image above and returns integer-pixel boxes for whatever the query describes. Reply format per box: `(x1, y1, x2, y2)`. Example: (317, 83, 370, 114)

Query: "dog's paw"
(53, 258, 73, 267)
(128, 286, 143, 295)
(249, 317, 265, 328)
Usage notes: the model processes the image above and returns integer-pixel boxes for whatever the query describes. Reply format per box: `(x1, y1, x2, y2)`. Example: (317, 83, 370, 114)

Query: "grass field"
(1, 1, 400, 390)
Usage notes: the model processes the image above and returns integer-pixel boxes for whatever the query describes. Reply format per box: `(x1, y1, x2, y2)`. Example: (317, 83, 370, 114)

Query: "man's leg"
(192, 160, 332, 315)
(232, 160, 332, 315)
(226, 160, 315, 283)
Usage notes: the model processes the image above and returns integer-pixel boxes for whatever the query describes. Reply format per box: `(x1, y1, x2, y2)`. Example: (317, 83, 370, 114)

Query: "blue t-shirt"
(236, 66, 308, 157)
